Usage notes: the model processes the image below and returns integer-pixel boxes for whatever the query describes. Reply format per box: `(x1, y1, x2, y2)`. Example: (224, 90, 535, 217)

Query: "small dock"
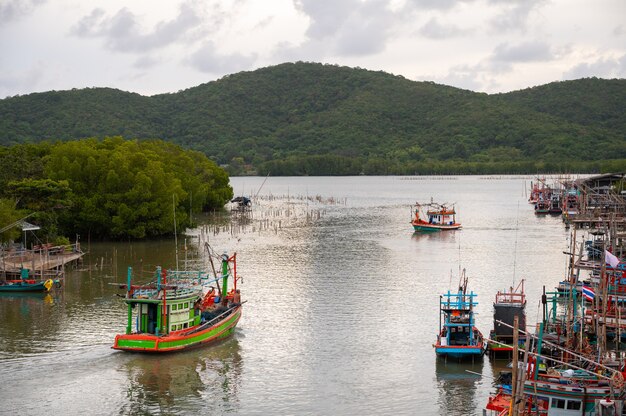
(570, 215, 626, 228)
(1, 243, 85, 278)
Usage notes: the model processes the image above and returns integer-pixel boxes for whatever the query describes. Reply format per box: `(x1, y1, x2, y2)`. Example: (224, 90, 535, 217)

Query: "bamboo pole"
(509, 316, 519, 416)
(491, 321, 621, 378)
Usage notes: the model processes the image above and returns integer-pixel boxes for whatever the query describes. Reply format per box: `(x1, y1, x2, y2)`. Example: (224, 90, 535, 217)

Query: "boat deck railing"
(441, 291, 478, 310)
(162, 270, 224, 287)
(130, 286, 202, 300)
(494, 292, 526, 305)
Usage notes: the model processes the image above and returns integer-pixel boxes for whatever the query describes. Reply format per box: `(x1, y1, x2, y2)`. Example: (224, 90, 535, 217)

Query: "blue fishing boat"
(0, 268, 60, 292)
(434, 269, 485, 359)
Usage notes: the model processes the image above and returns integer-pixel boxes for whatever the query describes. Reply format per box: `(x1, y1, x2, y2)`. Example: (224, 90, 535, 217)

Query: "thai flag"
(582, 285, 595, 302)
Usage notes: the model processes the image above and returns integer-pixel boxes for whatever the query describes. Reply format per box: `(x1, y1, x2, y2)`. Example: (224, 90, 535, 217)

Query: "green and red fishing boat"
(112, 252, 243, 353)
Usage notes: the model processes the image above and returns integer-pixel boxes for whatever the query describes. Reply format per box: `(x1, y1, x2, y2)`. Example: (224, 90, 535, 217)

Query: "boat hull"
(112, 305, 242, 353)
(412, 222, 462, 232)
(523, 378, 621, 414)
(435, 344, 485, 359)
(0, 279, 57, 292)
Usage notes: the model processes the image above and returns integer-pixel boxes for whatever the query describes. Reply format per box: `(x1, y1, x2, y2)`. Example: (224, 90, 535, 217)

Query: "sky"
(1, 0, 625, 98)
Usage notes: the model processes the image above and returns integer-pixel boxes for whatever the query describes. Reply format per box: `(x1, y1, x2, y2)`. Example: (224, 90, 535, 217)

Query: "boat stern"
(112, 334, 158, 352)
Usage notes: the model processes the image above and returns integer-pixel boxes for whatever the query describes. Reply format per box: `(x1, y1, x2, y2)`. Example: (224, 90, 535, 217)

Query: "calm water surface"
(0, 176, 574, 415)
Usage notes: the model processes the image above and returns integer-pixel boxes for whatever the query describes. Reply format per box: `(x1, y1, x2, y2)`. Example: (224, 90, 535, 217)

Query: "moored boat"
(562, 187, 580, 223)
(0, 268, 60, 292)
(434, 269, 485, 359)
(487, 280, 526, 355)
(548, 192, 563, 215)
(485, 319, 626, 415)
(411, 201, 461, 232)
(535, 195, 551, 215)
(112, 252, 243, 353)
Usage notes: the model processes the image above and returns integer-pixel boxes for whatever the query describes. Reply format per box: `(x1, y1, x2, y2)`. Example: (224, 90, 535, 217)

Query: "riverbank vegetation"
(1, 62, 624, 175)
(0, 137, 232, 241)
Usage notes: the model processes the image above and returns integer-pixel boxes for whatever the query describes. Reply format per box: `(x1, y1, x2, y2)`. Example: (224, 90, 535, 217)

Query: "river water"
(0, 176, 576, 415)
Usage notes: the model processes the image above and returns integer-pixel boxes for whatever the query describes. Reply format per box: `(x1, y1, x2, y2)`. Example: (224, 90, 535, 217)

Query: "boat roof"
(415, 200, 457, 215)
(426, 209, 456, 215)
(126, 286, 203, 302)
(441, 291, 478, 311)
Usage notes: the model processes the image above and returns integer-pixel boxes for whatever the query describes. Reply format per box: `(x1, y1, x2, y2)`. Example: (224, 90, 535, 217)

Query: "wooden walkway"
(1, 244, 84, 275)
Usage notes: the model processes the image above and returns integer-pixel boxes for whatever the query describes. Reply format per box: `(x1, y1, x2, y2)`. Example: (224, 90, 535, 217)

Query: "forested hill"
(1, 62, 624, 175)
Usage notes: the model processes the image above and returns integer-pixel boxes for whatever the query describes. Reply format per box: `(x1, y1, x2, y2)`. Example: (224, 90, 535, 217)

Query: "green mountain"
(1, 62, 624, 174)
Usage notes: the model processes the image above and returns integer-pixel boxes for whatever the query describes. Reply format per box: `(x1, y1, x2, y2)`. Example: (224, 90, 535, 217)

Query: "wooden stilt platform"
(1, 244, 85, 277)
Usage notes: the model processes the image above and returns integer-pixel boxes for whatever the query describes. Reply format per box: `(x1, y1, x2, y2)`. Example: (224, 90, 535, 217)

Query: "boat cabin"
(425, 208, 456, 225)
(129, 290, 202, 336)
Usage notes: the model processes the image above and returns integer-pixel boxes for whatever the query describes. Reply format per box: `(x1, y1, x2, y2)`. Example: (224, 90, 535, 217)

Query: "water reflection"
(0, 291, 59, 357)
(0, 291, 55, 302)
(411, 230, 459, 243)
(435, 358, 483, 416)
(118, 337, 243, 415)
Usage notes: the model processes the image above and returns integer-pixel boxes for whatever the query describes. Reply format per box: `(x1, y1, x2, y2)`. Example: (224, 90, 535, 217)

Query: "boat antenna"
(512, 200, 520, 287)
(458, 231, 462, 278)
(254, 172, 270, 200)
(204, 242, 218, 278)
(173, 194, 179, 270)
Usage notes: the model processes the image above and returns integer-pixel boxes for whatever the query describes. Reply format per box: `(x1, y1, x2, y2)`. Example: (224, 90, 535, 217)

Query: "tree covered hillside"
(0, 62, 624, 175)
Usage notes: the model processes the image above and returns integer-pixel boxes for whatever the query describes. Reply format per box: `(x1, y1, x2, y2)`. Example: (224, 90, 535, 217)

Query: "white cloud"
(0, 0, 624, 97)
(292, 0, 395, 56)
(134, 55, 161, 69)
(418, 17, 470, 39)
(403, 0, 474, 11)
(613, 24, 626, 36)
(490, 41, 554, 63)
(187, 41, 257, 74)
(564, 54, 626, 80)
(0, 0, 46, 24)
(488, 0, 546, 33)
(71, 2, 203, 53)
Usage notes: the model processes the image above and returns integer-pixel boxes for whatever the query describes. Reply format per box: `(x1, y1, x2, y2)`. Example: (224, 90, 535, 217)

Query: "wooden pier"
(1, 243, 84, 278)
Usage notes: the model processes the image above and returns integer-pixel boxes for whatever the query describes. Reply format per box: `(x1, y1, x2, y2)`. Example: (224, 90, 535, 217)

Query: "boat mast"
(221, 252, 229, 305)
(126, 266, 132, 335)
(439, 294, 442, 344)
(173, 194, 179, 270)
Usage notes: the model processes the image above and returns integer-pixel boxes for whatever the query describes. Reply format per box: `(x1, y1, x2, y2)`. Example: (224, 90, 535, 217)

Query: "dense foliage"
(1, 62, 625, 175)
(0, 138, 232, 240)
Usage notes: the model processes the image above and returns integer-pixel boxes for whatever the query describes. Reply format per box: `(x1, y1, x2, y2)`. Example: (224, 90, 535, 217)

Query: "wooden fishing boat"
(0, 268, 60, 292)
(549, 192, 563, 215)
(434, 269, 485, 359)
(522, 369, 625, 415)
(562, 187, 580, 222)
(487, 280, 526, 355)
(486, 373, 625, 416)
(112, 252, 243, 353)
(485, 317, 626, 415)
(411, 201, 461, 232)
(535, 196, 551, 215)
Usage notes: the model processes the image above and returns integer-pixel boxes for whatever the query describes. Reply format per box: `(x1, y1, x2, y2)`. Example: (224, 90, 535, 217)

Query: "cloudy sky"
(1, 0, 624, 98)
